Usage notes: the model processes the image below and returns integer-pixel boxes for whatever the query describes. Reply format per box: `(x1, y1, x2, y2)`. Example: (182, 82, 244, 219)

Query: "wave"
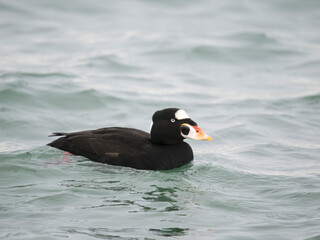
(75, 54, 142, 73)
(0, 71, 75, 79)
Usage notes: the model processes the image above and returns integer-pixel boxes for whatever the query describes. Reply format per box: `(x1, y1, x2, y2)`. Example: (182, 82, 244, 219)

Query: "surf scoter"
(48, 108, 211, 170)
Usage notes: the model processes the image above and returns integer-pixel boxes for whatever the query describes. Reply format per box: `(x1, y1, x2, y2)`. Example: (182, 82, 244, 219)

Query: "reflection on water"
(149, 227, 189, 237)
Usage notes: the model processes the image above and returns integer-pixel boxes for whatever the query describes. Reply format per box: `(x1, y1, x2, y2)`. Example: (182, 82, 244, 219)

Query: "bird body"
(48, 108, 211, 170)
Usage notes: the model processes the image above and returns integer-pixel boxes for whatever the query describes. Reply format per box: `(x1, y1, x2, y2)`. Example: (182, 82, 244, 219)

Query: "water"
(1, 0, 320, 239)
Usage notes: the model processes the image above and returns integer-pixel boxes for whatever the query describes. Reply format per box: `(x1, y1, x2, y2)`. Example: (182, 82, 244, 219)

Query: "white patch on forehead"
(175, 109, 190, 120)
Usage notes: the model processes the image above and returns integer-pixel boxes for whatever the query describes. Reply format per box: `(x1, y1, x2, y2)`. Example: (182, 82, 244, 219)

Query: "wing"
(48, 127, 150, 163)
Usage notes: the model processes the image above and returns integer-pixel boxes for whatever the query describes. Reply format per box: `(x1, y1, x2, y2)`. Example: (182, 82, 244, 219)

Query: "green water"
(1, 0, 320, 239)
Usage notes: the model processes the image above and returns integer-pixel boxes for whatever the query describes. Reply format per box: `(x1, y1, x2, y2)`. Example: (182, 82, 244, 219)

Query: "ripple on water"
(143, 39, 302, 67)
(75, 54, 142, 73)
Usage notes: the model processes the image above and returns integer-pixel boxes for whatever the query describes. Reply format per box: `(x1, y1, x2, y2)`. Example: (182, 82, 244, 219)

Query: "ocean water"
(1, 0, 320, 239)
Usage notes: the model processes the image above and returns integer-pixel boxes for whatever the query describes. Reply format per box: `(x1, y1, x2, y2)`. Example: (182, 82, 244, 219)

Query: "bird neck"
(150, 134, 184, 145)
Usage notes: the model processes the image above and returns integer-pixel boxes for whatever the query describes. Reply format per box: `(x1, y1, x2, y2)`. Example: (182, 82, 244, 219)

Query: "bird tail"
(48, 132, 68, 137)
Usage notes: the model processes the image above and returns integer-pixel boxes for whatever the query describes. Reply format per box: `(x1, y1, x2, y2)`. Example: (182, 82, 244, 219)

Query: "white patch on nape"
(175, 109, 190, 120)
(149, 121, 153, 132)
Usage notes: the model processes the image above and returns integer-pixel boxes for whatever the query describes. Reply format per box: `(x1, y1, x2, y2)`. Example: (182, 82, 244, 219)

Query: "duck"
(47, 108, 211, 170)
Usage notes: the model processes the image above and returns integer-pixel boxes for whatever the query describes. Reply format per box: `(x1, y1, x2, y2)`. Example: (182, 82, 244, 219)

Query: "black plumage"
(48, 108, 211, 170)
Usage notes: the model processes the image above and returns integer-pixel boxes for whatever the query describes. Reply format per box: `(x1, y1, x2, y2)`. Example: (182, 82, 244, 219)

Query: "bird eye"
(171, 118, 176, 123)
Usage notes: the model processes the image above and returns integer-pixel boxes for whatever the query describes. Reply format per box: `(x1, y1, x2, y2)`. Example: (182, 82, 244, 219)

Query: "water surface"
(1, 0, 320, 239)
